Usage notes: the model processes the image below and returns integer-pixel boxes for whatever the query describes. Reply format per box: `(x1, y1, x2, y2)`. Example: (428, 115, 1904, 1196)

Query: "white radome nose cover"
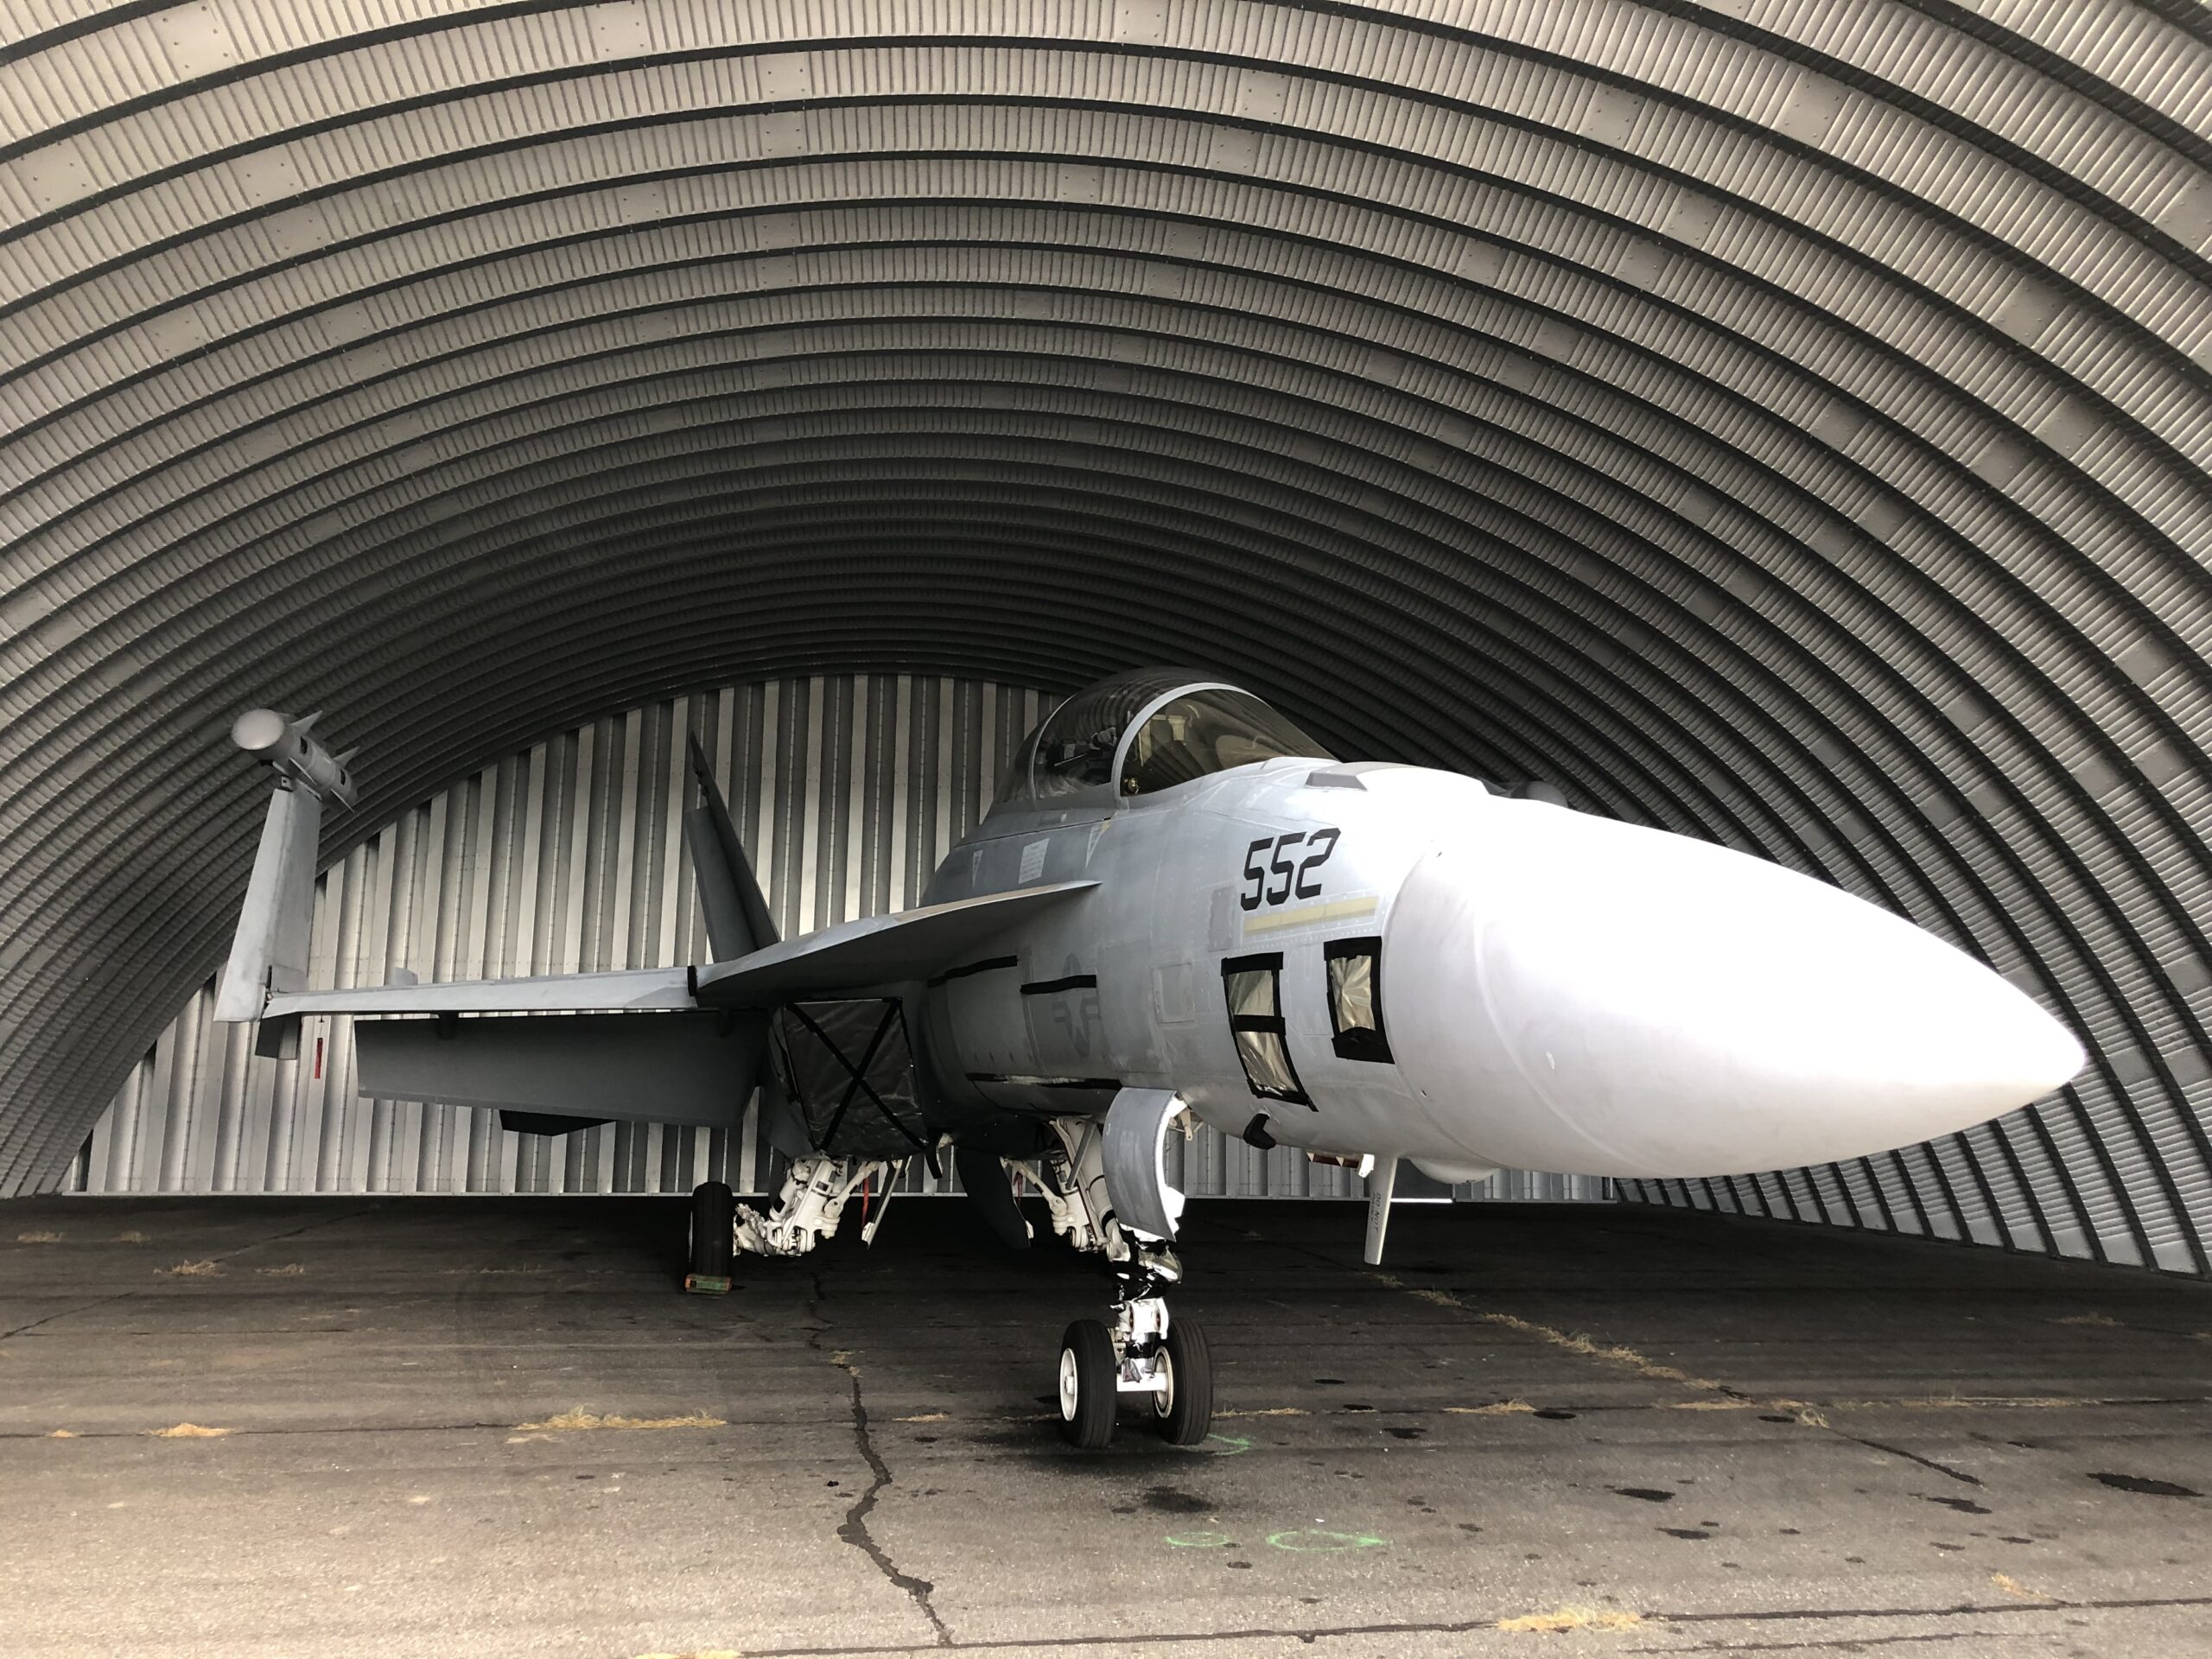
(1384, 803, 2086, 1179)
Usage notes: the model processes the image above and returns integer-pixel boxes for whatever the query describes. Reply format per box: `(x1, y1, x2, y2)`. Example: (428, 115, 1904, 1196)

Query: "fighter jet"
(216, 669, 2084, 1447)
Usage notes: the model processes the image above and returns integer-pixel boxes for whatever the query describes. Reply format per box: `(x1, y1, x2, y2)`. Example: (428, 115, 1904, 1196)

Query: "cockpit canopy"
(996, 669, 1332, 807)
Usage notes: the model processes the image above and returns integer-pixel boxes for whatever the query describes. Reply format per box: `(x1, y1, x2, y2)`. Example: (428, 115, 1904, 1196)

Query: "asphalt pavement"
(2, 1193, 2207, 1657)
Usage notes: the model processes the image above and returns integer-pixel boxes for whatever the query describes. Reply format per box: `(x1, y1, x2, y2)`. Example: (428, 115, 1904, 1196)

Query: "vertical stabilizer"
(214, 709, 356, 1023)
(685, 733, 779, 963)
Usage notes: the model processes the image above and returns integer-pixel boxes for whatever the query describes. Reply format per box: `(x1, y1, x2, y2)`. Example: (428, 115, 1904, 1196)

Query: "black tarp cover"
(772, 998, 930, 1160)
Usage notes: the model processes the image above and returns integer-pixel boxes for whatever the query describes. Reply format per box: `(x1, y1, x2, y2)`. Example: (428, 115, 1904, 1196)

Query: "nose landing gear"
(1055, 1240, 1214, 1449)
(1043, 1092, 1216, 1449)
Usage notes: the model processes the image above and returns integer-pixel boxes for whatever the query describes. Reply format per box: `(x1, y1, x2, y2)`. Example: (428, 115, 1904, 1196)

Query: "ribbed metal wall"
(57, 672, 1605, 1203)
(0, 2, 2202, 1275)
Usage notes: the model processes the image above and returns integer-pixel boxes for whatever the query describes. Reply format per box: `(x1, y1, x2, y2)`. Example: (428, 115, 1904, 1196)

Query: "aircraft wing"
(257, 880, 1096, 1020)
(694, 880, 1096, 1007)
(264, 967, 696, 1019)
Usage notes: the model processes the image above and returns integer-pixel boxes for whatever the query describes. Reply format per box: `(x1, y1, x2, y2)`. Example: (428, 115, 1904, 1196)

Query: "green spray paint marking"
(1164, 1530, 1235, 1548)
(1266, 1529, 1389, 1553)
(1205, 1433, 1252, 1457)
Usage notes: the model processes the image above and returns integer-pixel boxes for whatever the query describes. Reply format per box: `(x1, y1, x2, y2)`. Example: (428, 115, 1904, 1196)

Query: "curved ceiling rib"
(0, 0, 2205, 1274)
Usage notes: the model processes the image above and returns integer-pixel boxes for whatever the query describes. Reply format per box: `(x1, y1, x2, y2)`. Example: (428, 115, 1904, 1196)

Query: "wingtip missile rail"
(232, 708, 359, 810)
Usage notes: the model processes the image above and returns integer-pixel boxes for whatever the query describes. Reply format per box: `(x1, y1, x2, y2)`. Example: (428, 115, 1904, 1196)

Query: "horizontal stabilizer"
(354, 1012, 763, 1128)
(265, 966, 694, 1019)
(695, 881, 1096, 1007)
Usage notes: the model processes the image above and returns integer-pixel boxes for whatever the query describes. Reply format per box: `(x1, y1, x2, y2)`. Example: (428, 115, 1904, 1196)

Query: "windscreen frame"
(1114, 684, 1334, 798)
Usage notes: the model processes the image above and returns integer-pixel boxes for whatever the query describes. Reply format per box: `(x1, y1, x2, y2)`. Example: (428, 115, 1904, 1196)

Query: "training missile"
(231, 709, 359, 810)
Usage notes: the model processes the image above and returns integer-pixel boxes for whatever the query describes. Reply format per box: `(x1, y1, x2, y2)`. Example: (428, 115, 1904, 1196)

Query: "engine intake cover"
(772, 998, 931, 1160)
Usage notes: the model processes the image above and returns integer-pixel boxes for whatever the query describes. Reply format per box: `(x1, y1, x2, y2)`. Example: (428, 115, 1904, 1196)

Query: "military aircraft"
(216, 669, 2084, 1447)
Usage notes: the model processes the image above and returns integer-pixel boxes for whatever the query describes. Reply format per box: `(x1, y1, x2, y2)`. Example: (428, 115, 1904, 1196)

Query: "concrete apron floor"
(1, 1198, 2208, 1659)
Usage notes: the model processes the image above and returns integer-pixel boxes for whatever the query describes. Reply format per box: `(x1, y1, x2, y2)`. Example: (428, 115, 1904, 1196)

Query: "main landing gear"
(685, 1179, 736, 1293)
(683, 1090, 1214, 1453)
(683, 1154, 894, 1287)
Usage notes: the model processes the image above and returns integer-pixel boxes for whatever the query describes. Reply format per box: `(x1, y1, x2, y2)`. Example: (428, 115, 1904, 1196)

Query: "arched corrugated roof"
(0, 0, 2206, 1268)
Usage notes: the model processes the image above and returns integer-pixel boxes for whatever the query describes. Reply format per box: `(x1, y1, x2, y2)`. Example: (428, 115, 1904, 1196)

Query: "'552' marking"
(1241, 829, 1341, 911)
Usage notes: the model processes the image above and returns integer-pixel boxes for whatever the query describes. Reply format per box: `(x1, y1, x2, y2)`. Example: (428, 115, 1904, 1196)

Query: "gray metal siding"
(0, 1, 2200, 1273)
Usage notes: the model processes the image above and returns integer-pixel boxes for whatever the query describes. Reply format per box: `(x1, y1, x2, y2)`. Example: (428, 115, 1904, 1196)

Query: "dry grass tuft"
(159, 1259, 222, 1277)
(516, 1409, 725, 1433)
(1992, 1572, 2055, 1603)
(47, 1428, 78, 1439)
(893, 1412, 949, 1423)
(150, 1423, 231, 1439)
(16, 1230, 62, 1243)
(1369, 1275, 1732, 1395)
(1445, 1399, 1536, 1415)
(2053, 1312, 2120, 1328)
(1216, 1406, 1309, 1418)
(1477, 1308, 1730, 1394)
(1496, 1606, 1644, 1633)
(112, 1231, 149, 1243)
(256, 1263, 307, 1276)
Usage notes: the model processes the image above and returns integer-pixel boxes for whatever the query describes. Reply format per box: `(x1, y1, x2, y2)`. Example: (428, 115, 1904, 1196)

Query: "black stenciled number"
(1266, 832, 1307, 905)
(1241, 838, 1272, 912)
(1239, 828, 1343, 907)
(1294, 828, 1340, 898)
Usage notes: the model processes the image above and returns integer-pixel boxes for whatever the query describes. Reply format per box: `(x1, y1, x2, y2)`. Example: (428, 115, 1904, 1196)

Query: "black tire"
(1151, 1318, 1214, 1446)
(1057, 1319, 1119, 1449)
(689, 1181, 734, 1281)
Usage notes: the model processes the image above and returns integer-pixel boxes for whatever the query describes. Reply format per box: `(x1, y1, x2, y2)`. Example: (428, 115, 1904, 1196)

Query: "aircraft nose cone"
(1383, 810, 2085, 1178)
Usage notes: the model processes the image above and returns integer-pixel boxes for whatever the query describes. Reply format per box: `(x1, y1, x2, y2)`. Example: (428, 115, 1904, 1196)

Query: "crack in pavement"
(1355, 1262, 1995, 1487)
(808, 1269, 951, 1649)
(1620, 1631, 2003, 1654)
(1838, 1433, 1983, 1487)
(0, 1205, 382, 1343)
(834, 1353, 952, 1649)
(671, 1590, 2212, 1656)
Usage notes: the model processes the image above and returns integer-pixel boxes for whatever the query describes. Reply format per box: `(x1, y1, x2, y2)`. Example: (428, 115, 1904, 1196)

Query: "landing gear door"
(771, 998, 931, 1161)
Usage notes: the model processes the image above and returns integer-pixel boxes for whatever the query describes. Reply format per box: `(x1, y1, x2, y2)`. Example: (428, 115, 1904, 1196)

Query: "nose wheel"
(1057, 1320, 1119, 1449)
(1150, 1317, 1215, 1446)
(1054, 1240, 1214, 1449)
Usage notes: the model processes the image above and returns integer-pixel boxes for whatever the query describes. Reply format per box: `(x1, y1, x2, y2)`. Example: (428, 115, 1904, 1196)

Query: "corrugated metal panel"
(0, 0, 2201, 1279)
(56, 671, 1609, 1203)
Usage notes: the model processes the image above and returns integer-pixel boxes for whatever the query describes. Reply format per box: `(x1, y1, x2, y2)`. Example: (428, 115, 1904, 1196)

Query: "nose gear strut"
(1039, 1095, 1215, 1449)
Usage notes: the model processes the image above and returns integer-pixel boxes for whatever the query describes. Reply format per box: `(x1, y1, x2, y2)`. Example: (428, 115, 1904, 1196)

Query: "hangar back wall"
(0, 2, 2208, 1274)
